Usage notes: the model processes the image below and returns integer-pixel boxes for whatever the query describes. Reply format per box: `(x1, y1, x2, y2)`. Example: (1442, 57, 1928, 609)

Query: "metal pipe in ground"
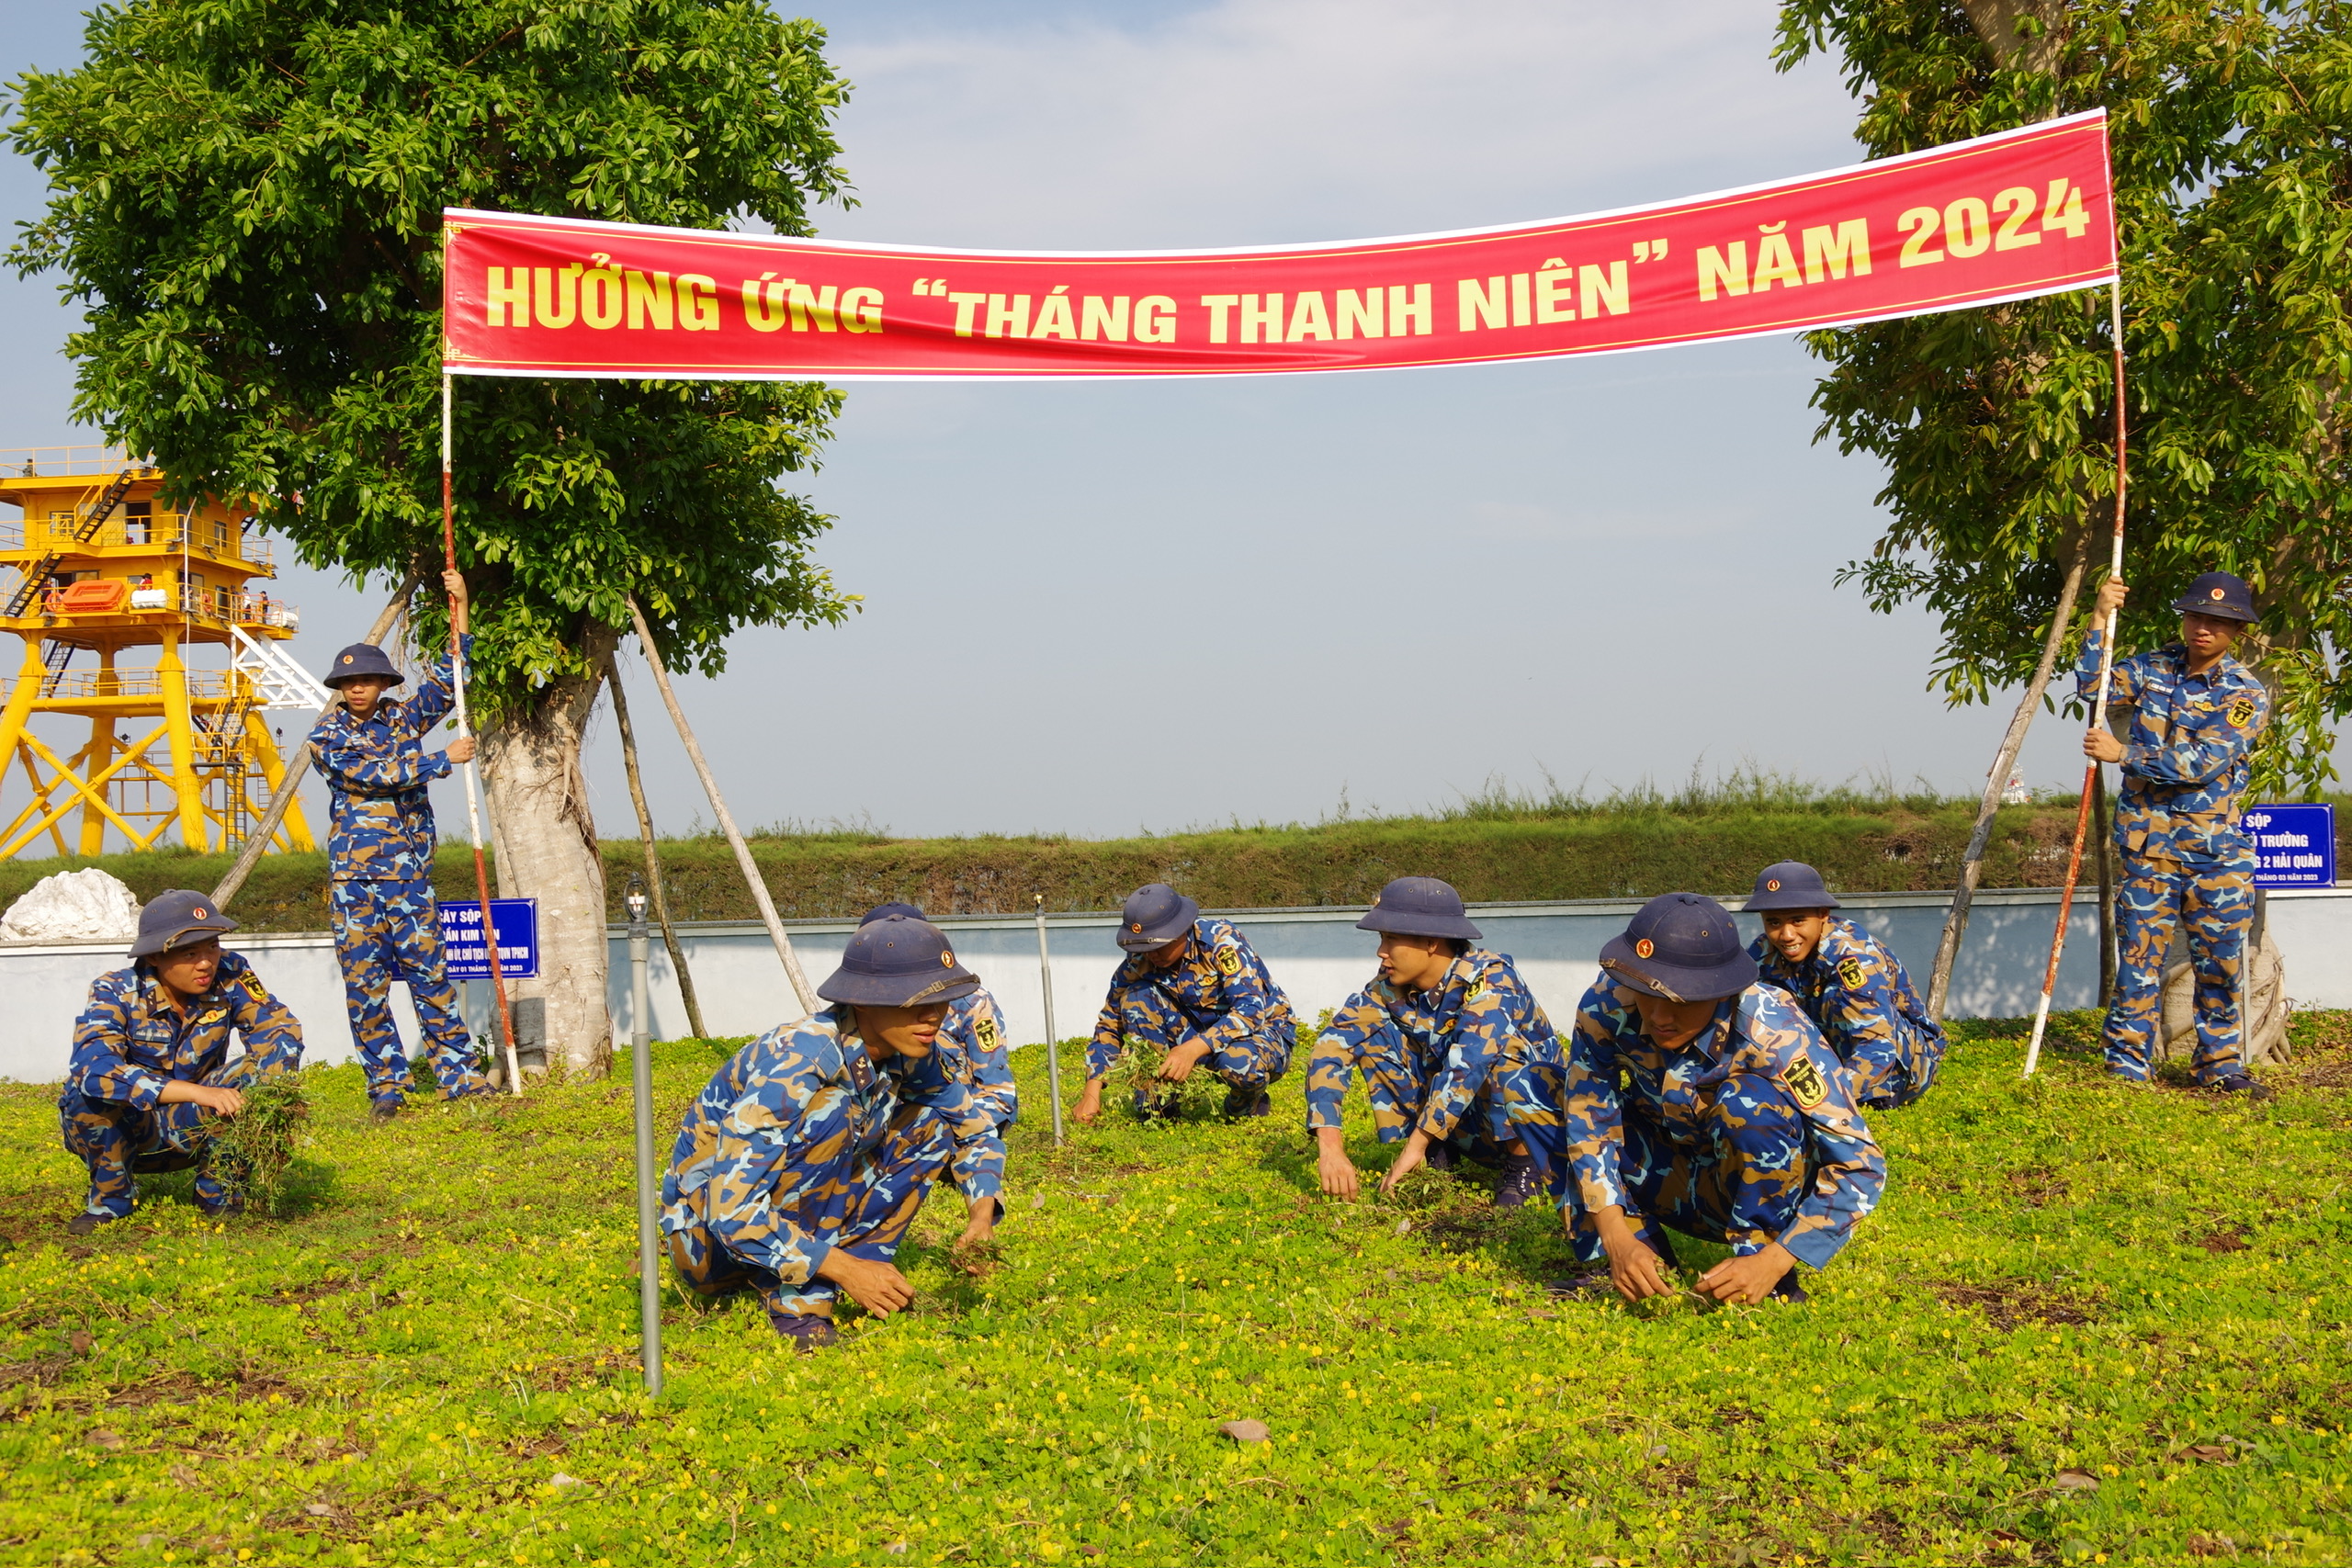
(627, 876, 663, 1396)
(1035, 895, 1064, 1145)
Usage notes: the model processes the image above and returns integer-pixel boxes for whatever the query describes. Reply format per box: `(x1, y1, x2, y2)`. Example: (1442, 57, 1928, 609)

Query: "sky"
(5, 0, 2329, 849)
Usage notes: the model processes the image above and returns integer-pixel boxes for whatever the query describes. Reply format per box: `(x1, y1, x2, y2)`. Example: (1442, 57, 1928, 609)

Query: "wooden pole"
(2023, 284, 2131, 1078)
(442, 375, 522, 1096)
(210, 569, 424, 908)
(609, 655, 708, 1039)
(1924, 542, 2092, 1023)
(623, 593, 817, 1019)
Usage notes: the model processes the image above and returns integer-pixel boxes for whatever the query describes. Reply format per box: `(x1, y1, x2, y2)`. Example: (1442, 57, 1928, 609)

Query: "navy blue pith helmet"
(2170, 571, 2258, 625)
(131, 888, 239, 958)
(1355, 876, 1482, 941)
(859, 901, 927, 925)
(1598, 892, 1758, 1002)
(1741, 862, 1842, 914)
(1115, 883, 1201, 952)
(322, 643, 404, 689)
(817, 915, 979, 1008)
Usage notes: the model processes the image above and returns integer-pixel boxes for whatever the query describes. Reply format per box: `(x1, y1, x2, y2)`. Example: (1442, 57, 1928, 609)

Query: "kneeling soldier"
(1742, 862, 1944, 1109)
(1073, 884, 1295, 1124)
(1547, 893, 1883, 1305)
(862, 901, 1016, 1249)
(60, 891, 304, 1235)
(661, 916, 993, 1350)
(1306, 876, 1555, 1206)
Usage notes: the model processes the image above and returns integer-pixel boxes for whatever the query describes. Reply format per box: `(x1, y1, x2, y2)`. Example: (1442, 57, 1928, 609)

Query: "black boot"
(1493, 1150, 1544, 1210)
(64, 1211, 116, 1237)
(1768, 1269, 1810, 1304)
(768, 1312, 841, 1354)
(1221, 1086, 1271, 1119)
(2208, 1072, 2275, 1102)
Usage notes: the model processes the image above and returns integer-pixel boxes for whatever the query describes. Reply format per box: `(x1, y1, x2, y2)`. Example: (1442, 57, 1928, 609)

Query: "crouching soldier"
(1307, 877, 1555, 1207)
(1743, 862, 1944, 1109)
(59, 891, 304, 1235)
(1544, 894, 1883, 1305)
(861, 901, 1016, 1248)
(661, 915, 994, 1350)
(310, 569, 492, 1119)
(1073, 884, 1295, 1123)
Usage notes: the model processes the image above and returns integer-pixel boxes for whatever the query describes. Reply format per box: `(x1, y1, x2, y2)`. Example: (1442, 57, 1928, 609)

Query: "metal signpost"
(1035, 895, 1064, 1145)
(2245, 804, 2337, 888)
(624, 876, 663, 1395)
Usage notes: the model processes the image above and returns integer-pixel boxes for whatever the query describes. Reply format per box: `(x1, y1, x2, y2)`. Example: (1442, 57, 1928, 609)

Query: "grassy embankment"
(18, 777, 2347, 931)
(5, 1012, 2350, 1565)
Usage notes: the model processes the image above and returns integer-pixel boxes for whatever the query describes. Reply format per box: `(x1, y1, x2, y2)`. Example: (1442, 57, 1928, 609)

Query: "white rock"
(0, 868, 142, 943)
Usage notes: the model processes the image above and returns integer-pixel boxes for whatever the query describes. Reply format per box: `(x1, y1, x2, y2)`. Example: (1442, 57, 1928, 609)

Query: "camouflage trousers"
(1304, 1020, 1525, 1161)
(1107, 991, 1291, 1106)
(1848, 1020, 1942, 1111)
(1541, 1072, 1815, 1265)
(330, 879, 488, 1104)
(666, 1102, 961, 1326)
(2103, 859, 2254, 1084)
(58, 1053, 284, 1220)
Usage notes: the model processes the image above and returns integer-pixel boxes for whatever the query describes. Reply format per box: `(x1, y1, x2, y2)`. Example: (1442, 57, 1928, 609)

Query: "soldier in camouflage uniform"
(1532, 893, 1884, 1306)
(1743, 862, 1943, 1109)
(59, 891, 304, 1235)
(661, 915, 995, 1350)
(2078, 571, 2273, 1093)
(1305, 877, 1554, 1206)
(1072, 884, 1295, 1123)
(309, 569, 491, 1119)
(861, 902, 1016, 1247)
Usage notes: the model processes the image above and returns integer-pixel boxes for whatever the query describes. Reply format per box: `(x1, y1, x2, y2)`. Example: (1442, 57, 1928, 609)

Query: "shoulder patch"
(1837, 956, 1868, 990)
(973, 1016, 1001, 1051)
(1214, 944, 1243, 978)
(2226, 695, 2257, 728)
(1782, 1054, 1828, 1110)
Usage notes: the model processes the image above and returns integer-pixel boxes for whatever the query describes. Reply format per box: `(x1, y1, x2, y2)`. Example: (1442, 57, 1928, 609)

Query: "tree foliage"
(1774, 0, 2352, 796)
(6, 0, 861, 713)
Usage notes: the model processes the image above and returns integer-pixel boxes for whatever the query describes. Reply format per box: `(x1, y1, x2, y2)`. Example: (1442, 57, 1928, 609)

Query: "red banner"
(443, 110, 2114, 383)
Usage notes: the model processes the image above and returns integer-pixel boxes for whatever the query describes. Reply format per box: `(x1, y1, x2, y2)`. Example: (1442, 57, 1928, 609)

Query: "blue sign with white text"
(438, 897, 540, 979)
(2243, 804, 2335, 888)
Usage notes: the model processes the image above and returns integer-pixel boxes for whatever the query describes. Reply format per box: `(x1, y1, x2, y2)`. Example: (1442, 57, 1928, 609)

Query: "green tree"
(1773, 0, 2350, 1011)
(9, 0, 859, 1070)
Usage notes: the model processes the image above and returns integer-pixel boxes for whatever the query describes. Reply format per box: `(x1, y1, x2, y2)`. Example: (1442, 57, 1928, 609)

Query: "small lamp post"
(624, 875, 662, 1395)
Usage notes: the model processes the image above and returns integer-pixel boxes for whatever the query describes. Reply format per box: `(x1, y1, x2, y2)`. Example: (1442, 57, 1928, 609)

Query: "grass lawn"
(4, 1010, 2349, 1566)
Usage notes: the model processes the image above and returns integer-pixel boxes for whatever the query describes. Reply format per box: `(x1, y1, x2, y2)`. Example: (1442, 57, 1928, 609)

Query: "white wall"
(8, 886, 2347, 1085)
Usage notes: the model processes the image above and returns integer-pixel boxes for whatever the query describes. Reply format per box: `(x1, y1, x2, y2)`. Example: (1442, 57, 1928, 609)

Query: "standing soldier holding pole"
(2078, 571, 2272, 1095)
(311, 569, 494, 1120)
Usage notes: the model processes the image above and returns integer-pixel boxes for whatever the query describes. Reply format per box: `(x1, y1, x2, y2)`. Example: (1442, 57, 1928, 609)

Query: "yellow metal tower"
(0, 446, 323, 859)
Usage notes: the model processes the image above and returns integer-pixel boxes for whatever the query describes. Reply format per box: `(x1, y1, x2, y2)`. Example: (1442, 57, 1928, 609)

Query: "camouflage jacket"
(661, 1009, 992, 1283)
(1306, 948, 1557, 1141)
(1560, 976, 1883, 1269)
(2075, 630, 2269, 867)
(1751, 918, 1944, 1076)
(69, 951, 304, 1111)
(310, 635, 469, 882)
(935, 985, 1018, 1201)
(1088, 917, 1294, 1078)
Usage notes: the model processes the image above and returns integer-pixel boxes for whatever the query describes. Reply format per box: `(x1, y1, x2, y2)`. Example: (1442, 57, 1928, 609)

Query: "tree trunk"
(1926, 537, 2092, 1021)
(1959, 0, 2067, 74)
(481, 626, 617, 1078)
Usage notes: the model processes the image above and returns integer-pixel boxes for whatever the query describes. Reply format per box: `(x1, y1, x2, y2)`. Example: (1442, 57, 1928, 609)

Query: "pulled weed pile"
(207, 1075, 310, 1216)
(3, 1011, 2350, 1565)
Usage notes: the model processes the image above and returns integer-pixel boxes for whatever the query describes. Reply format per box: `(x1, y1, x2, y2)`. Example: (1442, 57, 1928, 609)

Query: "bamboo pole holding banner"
(2022, 284, 2131, 1078)
(624, 593, 819, 1019)
(442, 375, 522, 1096)
(210, 569, 424, 908)
(1034, 895, 1064, 1145)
